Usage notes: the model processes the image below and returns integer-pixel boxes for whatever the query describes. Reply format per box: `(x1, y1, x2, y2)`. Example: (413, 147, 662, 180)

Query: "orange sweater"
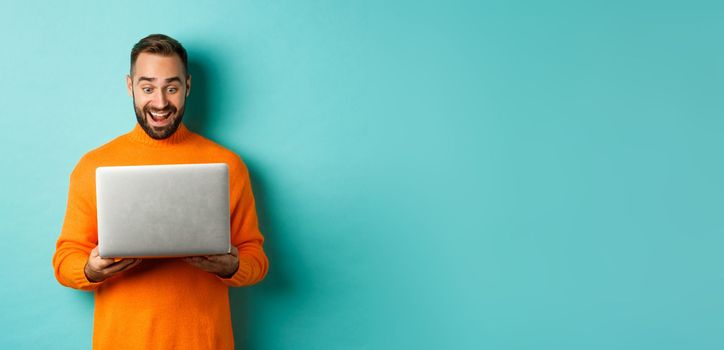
(52, 123, 269, 349)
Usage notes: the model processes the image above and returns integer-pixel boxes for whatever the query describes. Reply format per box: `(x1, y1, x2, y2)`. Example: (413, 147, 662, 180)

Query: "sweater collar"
(127, 122, 193, 147)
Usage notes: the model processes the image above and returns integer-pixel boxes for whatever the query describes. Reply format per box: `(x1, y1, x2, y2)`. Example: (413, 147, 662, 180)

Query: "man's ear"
(126, 75, 133, 97)
(186, 75, 192, 97)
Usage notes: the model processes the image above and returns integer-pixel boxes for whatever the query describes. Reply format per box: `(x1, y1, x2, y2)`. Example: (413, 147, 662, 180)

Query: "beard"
(132, 92, 186, 140)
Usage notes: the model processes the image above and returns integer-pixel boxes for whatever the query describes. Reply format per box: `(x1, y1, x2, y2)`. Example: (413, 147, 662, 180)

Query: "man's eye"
(142, 87, 153, 93)
(168, 87, 178, 93)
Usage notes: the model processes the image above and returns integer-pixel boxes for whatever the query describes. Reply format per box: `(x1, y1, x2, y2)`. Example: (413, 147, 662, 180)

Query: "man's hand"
(183, 246, 239, 278)
(84, 246, 143, 283)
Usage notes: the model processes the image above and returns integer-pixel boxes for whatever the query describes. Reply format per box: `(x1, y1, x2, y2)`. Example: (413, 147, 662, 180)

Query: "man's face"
(126, 53, 191, 139)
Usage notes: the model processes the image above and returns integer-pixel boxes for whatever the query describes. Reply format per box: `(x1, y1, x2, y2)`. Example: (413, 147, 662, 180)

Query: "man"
(52, 34, 269, 349)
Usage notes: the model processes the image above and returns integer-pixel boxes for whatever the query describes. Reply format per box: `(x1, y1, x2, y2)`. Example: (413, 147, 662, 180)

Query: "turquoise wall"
(1, 1, 723, 349)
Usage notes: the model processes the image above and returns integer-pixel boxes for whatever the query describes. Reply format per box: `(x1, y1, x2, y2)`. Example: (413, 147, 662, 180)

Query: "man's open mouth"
(148, 110, 172, 122)
(145, 107, 177, 128)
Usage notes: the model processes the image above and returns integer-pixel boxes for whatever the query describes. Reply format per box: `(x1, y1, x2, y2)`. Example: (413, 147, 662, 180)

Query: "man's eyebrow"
(136, 76, 183, 84)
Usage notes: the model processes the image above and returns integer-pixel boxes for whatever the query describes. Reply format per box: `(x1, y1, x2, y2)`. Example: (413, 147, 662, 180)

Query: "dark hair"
(130, 34, 188, 76)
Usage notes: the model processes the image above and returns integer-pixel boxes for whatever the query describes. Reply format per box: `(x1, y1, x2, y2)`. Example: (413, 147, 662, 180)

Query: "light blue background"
(1, 1, 723, 349)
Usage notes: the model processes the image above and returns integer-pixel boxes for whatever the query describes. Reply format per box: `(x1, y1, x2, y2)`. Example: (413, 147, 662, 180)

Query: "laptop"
(96, 163, 231, 258)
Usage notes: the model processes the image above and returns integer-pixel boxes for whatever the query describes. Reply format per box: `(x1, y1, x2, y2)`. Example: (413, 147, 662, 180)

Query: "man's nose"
(151, 90, 169, 109)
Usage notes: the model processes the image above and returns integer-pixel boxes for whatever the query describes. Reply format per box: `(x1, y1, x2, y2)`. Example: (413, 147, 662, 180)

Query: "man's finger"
(94, 256, 120, 269)
(187, 256, 212, 262)
(103, 259, 138, 274)
(105, 258, 135, 271)
(184, 257, 215, 270)
(201, 251, 231, 262)
(182, 257, 201, 266)
(119, 259, 143, 272)
(90, 247, 114, 267)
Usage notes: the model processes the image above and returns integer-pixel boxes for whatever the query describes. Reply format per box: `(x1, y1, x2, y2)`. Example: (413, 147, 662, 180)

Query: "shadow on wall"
(185, 59, 211, 137)
(186, 53, 291, 349)
(230, 162, 292, 349)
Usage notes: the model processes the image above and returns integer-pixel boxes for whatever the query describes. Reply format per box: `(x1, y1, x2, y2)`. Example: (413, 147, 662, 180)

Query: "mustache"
(144, 105, 177, 114)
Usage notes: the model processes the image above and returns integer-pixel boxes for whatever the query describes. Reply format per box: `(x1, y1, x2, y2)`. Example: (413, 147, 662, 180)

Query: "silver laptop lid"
(96, 163, 230, 258)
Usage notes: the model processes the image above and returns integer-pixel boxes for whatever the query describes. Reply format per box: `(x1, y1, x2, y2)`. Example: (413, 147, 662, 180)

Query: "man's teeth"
(149, 111, 171, 120)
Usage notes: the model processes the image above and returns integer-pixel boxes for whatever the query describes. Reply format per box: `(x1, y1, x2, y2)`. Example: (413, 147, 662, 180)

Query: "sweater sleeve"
(218, 157, 269, 287)
(52, 160, 103, 291)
